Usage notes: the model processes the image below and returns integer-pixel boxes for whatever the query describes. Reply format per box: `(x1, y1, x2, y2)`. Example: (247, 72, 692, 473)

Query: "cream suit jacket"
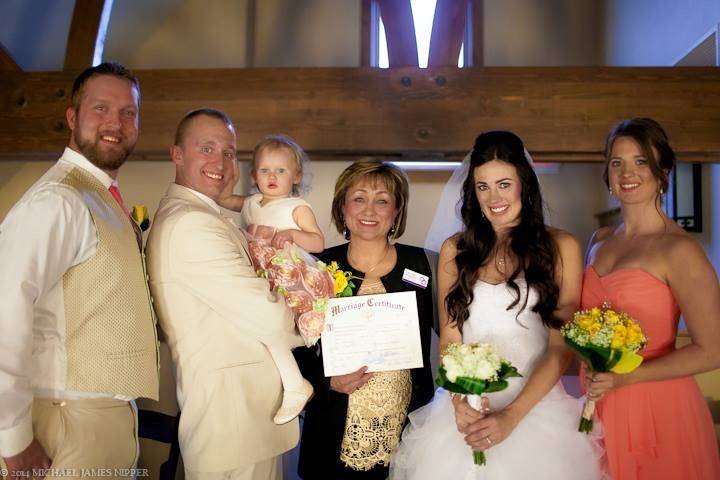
(146, 183, 302, 473)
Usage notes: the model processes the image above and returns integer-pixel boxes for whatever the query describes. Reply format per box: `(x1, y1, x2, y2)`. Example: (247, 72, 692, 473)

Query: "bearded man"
(0, 62, 159, 480)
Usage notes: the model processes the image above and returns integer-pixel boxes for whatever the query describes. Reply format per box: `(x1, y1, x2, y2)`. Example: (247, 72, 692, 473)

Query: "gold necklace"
(349, 243, 391, 277)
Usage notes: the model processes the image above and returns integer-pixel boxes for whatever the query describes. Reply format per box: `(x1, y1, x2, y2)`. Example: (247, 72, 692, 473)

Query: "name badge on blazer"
(402, 268, 429, 288)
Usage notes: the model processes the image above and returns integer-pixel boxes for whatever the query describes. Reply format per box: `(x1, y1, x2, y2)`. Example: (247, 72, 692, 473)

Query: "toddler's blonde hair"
(251, 134, 311, 196)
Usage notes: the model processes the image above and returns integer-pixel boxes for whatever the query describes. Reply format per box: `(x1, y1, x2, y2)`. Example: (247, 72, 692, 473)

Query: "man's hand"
(330, 366, 374, 394)
(248, 224, 277, 241)
(3, 438, 51, 479)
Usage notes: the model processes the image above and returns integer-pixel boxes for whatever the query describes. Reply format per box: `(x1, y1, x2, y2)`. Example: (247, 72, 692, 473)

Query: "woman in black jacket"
(294, 161, 436, 479)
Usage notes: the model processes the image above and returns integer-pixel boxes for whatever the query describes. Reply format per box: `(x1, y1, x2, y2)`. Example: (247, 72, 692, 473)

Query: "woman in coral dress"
(583, 118, 720, 480)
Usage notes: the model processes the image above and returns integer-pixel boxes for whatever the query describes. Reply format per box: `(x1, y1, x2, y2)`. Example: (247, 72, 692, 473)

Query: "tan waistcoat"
(60, 167, 159, 400)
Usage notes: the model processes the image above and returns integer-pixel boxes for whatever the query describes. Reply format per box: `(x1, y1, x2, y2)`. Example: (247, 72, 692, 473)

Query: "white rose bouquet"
(436, 342, 521, 466)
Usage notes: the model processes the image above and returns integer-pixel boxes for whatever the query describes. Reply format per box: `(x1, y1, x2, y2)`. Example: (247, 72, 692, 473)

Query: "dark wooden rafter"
(0, 43, 21, 72)
(64, 0, 111, 70)
(428, 0, 467, 67)
(471, 0, 483, 66)
(376, 0, 418, 67)
(2, 67, 719, 163)
(361, 0, 373, 66)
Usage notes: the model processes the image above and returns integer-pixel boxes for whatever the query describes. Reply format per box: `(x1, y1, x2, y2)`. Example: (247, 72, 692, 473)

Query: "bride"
(390, 131, 604, 479)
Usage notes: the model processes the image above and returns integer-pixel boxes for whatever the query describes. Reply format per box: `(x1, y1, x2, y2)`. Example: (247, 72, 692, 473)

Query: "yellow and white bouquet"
(436, 342, 521, 466)
(561, 303, 647, 432)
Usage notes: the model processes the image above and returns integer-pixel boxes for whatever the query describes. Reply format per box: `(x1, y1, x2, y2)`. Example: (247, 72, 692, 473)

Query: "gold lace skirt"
(339, 279, 412, 471)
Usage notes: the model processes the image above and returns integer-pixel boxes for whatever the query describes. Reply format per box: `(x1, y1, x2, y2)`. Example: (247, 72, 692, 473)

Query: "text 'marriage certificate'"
(321, 291, 423, 376)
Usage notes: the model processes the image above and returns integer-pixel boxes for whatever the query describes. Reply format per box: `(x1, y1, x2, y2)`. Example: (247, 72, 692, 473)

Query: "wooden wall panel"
(1, 67, 719, 162)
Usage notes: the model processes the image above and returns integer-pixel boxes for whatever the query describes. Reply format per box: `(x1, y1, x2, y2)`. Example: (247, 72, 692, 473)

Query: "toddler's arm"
(272, 205, 324, 253)
(217, 160, 247, 212)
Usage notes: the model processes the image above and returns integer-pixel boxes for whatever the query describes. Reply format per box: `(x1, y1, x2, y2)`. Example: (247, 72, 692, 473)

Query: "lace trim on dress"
(339, 280, 412, 471)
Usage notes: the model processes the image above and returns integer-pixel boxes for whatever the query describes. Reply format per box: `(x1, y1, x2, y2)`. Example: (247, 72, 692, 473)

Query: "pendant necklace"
(494, 243, 508, 275)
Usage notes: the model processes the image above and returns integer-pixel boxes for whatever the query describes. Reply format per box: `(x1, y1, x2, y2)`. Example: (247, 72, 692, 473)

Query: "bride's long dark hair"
(445, 131, 562, 332)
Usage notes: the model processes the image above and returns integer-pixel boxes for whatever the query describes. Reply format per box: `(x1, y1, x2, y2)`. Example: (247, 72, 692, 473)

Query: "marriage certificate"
(321, 291, 423, 376)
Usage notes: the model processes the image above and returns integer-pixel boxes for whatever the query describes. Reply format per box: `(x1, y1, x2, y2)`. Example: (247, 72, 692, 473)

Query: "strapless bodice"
(582, 266, 680, 359)
(464, 279, 553, 408)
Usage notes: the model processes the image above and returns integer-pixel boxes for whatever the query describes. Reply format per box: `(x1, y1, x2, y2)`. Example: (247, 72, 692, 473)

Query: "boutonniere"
(131, 204, 150, 231)
(325, 261, 358, 297)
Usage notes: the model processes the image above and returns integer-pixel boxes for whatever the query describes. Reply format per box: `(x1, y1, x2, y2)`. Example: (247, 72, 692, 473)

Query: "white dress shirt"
(0, 147, 131, 458)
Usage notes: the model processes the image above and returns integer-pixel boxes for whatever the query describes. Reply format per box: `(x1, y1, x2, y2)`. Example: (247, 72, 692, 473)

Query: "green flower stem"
(579, 417, 594, 433)
(474, 451, 486, 466)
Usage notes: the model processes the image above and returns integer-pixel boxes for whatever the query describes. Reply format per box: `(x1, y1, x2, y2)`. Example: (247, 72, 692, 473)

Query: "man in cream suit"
(146, 108, 301, 480)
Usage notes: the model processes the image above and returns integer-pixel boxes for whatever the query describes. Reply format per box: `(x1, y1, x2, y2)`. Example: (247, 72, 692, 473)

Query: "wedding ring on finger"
(485, 436, 492, 445)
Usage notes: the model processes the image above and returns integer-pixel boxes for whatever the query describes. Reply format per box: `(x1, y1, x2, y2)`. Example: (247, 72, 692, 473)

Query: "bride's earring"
(343, 223, 350, 240)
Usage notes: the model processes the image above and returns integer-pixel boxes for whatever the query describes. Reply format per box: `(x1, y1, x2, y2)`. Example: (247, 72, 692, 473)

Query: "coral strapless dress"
(582, 266, 720, 480)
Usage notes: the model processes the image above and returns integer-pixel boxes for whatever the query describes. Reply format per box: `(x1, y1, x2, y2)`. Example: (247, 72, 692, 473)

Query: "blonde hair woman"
(293, 161, 436, 479)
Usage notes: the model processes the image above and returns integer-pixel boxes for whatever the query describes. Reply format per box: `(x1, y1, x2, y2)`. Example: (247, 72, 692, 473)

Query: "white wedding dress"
(390, 279, 605, 479)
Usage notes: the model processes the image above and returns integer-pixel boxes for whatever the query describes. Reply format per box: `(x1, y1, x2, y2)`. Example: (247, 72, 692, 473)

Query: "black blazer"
(294, 242, 437, 480)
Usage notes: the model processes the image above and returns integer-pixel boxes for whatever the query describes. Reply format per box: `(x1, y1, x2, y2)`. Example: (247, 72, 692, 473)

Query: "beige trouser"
(29, 398, 138, 480)
(185, 455, 281, 480)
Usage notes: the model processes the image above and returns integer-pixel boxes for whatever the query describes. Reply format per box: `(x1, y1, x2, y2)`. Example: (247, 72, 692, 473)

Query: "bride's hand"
(451, 395, 488, 434)
(463, 408, 521, 451)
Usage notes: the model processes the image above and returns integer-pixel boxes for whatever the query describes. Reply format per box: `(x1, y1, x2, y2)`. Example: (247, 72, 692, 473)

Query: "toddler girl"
(219, 134, 323, 424)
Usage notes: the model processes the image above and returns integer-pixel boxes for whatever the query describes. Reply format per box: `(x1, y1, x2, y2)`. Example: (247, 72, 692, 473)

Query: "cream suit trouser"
(185, 455, 282, 480)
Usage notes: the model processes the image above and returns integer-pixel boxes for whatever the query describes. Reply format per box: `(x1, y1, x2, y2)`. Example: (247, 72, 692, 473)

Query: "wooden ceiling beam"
(377, 0, 418, 67)
(428, 0, 466, 67)
(1, 67, 719, 162)
(470, 0, 483, 66)
(64, 0, 112, 70)
(0, 43, 21, 72)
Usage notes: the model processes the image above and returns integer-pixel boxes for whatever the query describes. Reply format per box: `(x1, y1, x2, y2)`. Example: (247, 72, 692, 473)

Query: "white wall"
(0, 0, 73, 71)
(605, 0, 720, 66)
(105, 0, 251, 69)
(484, 0, 604, 65)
